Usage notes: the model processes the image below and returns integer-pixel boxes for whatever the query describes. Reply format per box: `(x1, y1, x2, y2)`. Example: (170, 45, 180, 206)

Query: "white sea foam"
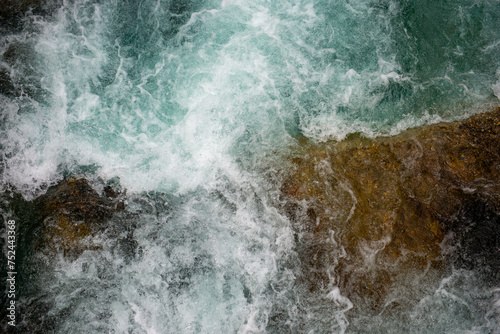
(1, 0, 499, 332)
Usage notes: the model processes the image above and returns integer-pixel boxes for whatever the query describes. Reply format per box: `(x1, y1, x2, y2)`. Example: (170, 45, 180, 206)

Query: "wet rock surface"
(35, 177, 125, 255)
(283, 108, 500, 313)
(1, 177, 125, 260)
(0, 177, 130, 333)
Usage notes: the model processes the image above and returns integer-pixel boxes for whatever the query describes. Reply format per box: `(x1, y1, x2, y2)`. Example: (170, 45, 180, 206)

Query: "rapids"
(1, 0, 499, 332)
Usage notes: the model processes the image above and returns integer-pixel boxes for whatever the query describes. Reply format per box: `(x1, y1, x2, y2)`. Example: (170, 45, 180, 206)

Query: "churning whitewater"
(1, 0, 500, 332)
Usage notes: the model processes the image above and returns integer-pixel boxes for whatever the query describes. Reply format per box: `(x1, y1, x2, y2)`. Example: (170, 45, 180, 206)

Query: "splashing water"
(1, 0, 499, 332)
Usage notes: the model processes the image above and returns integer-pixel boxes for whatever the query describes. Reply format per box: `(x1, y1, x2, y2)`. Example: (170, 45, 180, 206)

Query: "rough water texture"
(1, 0, 500, 333)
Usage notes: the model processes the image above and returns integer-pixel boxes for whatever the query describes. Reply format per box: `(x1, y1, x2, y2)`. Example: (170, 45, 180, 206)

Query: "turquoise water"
(1, 0, 499, 332)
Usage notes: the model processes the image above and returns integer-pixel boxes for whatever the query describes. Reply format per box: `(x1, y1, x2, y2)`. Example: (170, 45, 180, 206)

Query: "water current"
(1, 0, 500, 332)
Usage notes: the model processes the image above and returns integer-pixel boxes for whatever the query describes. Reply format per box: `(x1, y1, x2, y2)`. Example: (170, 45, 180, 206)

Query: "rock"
(35, 177, 124, 256)
(283, 108, 500, 311)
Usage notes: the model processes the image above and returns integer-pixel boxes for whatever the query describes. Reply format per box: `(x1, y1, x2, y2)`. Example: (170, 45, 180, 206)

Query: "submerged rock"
(35, 177, 125, 256)
(283, 108, 500, 312)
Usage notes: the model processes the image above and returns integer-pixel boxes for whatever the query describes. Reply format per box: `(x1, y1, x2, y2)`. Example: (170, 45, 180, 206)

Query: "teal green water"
(1, 0, 499, 332)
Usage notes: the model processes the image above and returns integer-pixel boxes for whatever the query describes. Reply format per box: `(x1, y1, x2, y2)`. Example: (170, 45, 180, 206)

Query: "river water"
(1, 0, 499, 332)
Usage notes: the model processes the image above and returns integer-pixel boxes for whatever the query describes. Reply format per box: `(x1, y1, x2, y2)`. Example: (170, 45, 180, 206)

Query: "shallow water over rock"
(283, 108, 500, 331)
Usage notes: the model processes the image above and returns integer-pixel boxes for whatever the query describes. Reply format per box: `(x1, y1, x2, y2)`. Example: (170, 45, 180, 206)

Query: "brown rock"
(36, 177, 124, 256)
(283, 107, 500, 311)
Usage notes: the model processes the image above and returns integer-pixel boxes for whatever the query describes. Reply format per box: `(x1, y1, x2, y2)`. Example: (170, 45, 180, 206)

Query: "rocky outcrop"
(283, 108, 500, 311)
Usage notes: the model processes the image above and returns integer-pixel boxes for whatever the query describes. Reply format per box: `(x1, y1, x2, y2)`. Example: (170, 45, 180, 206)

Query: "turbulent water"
(1, 0, 499, 332)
